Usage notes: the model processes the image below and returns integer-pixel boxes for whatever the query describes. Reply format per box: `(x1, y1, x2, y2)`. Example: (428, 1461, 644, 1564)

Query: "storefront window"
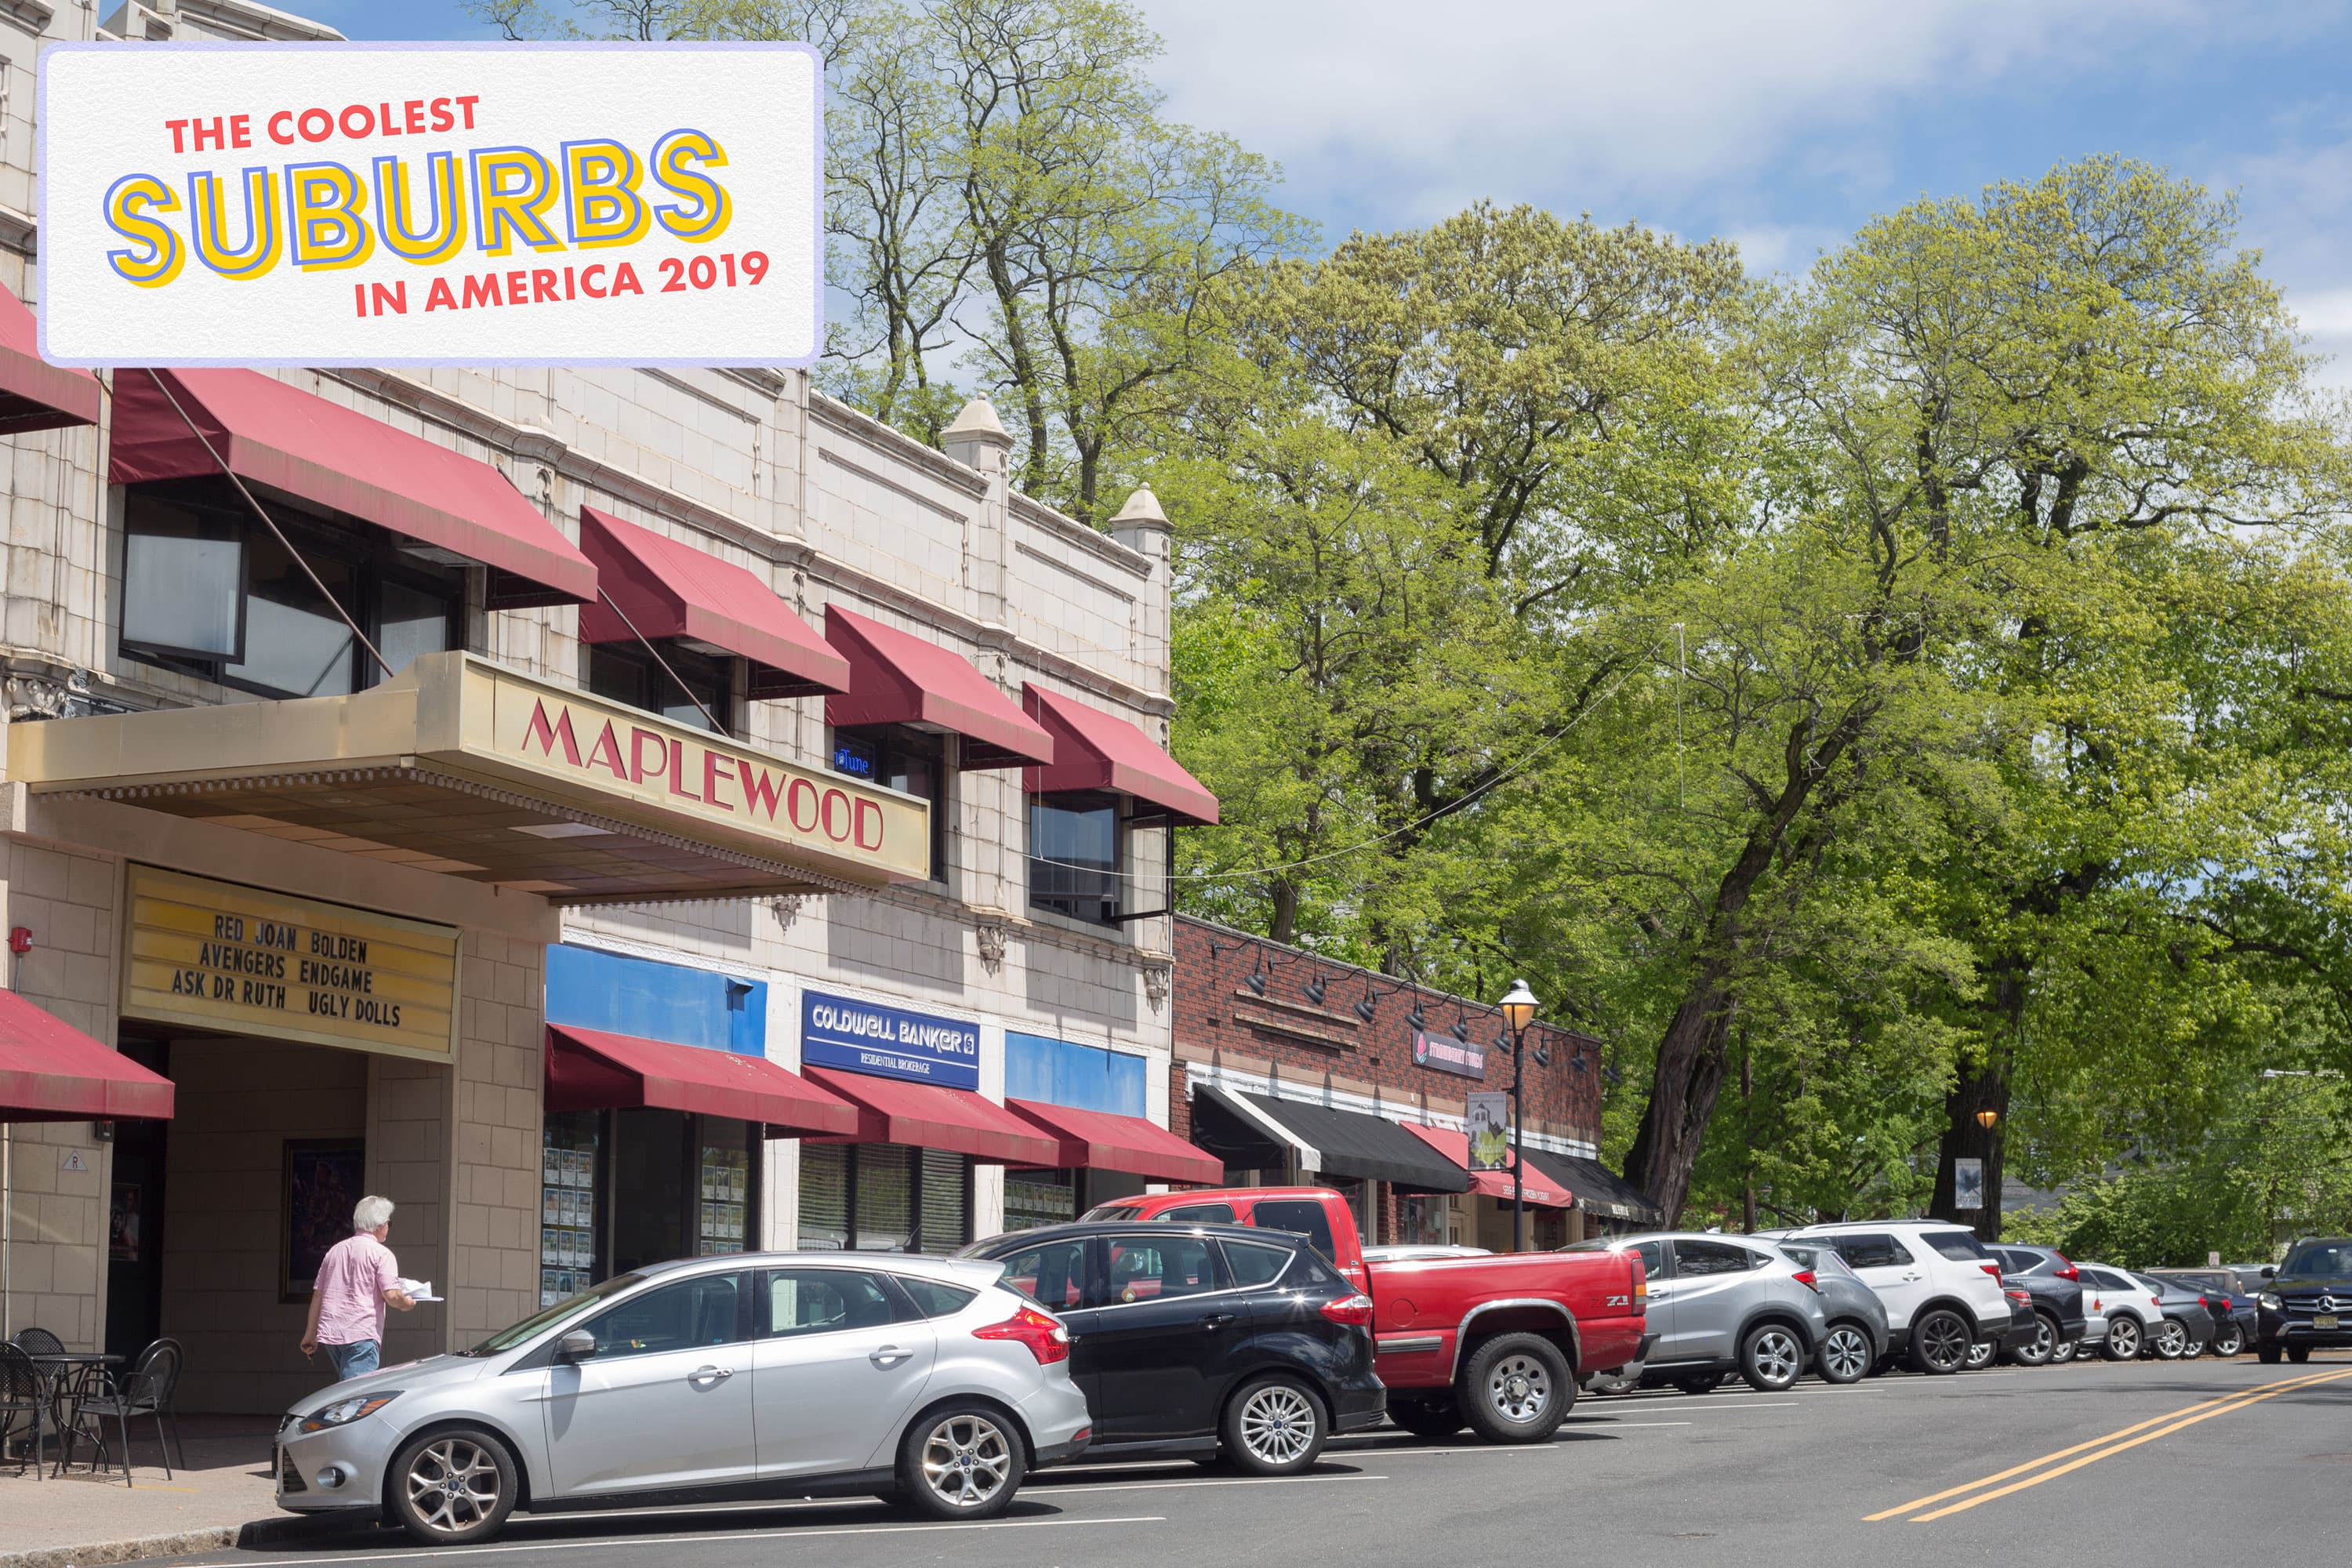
(698, 1127, 753, 1255)
(1004, 1169, 1076, 1232)
(1399, 1195, 1450, 1247)
(539, 1112, 603, 1308)
(797, 1143, 972, 1254)
(586, 640, 732, 731)
(830, 726, 949, 884)
(1029, 793, 1120, 924)
(606, 1109, 762, 1276)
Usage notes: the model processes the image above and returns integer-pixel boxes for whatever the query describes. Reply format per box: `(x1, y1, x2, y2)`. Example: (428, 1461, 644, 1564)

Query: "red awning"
(0, 992, 174, 1123)
(823, 606, 1054, 769)
(1401, 1122, 1574, 1207)
(802, 1066, 1060, 1165)
(0, 285, 100, 434)
(577, 506, 849, 699)
(110, 368, 597, 608)
(1023, 685, 1218, 825)
(546, 1025, 858, 1137)
(1005, 1098, 1225, 1185)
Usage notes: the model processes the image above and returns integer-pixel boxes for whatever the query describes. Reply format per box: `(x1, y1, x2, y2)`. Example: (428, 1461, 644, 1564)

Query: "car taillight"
(2197, 1297, 2209, 1310)
(1320, 1292, 1376, 1327)
(1792, 1269, 1820, 1292)
(2055, 1257, 2079, 1281)
(974, 1305, 1069, 1364)
(2150, 1296, 2161, 1308)
(2006, 1289, 2031, 1306)
(1980, 1262, 2002, 1278)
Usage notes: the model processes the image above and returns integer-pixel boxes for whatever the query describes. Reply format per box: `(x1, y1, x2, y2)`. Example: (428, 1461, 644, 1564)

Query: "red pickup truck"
(1086, 1186, 1650, 1443)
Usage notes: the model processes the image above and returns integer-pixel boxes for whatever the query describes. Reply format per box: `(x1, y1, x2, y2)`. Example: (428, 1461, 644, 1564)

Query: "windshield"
(2280, 1240, 2352, 1279)
(461, 1272, 647, 1356)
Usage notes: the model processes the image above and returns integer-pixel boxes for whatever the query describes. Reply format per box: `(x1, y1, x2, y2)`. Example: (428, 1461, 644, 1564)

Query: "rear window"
(1923, 1230, 1993, 1262)
(895, 1277, 978, 1318)
(1780, 1243, 1854, 1278)
(1221, 1238, 1294, 1287)
(1825, 1232, 1912, 1269)
(1252, 1200, 1338, 1264)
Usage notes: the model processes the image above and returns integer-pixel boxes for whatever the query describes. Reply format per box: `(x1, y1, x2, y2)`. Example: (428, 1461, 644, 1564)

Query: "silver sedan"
(274, 1252, 1092, 1544)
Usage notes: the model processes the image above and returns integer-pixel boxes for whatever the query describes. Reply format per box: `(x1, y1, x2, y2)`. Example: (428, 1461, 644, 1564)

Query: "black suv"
(958, 1221, 1385, 1472)
(2255, 1236, 2352, 1364)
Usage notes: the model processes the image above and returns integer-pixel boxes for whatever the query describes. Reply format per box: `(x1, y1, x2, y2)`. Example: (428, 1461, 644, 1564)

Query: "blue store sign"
(802, 989, 980, 1090)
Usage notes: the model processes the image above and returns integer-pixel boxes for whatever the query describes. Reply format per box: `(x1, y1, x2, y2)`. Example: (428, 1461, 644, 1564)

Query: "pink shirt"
(314, 1232, 398, 1346)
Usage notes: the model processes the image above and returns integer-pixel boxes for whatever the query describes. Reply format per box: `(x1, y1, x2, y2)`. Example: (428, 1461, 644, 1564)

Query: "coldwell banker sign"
(37, 42, 821, 366)
(802, 989, 980, 1091)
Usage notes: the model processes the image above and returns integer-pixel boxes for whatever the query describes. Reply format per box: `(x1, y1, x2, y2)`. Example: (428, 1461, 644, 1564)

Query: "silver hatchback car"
(274, 1252, 1092, 1544)
(1566, 1232, 1830, 1393)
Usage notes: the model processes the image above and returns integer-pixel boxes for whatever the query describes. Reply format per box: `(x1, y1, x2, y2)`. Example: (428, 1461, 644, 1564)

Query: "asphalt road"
(169, 1350, 2352, 1568)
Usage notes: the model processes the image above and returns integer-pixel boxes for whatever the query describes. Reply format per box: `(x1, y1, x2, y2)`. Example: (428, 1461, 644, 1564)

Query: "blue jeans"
(324, 1340, 379, 1381)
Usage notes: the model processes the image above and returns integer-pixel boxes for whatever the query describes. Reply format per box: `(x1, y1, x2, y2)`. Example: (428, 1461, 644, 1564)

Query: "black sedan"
(958, 1221, 1385, 1473)
(2148, 1269, 2256, 1356)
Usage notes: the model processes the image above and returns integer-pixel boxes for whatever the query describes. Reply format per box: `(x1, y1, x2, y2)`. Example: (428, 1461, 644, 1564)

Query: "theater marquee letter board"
(122, 866, 461, 1063)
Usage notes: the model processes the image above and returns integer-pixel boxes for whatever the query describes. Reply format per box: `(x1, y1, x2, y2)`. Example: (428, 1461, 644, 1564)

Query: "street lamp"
(1498, 979, 1539, 1251)
(1974, 1108, 1999, 1130)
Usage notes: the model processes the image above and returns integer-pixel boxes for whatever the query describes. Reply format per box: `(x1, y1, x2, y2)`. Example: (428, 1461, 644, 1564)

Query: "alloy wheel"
(918, 1413, 1012, 1511)
(1918, 1312, 1971, 1372)
(2153, 1321, 2188, 1359)
(1822, 1326, 1871, 1382)
(1483, 1352, 1555, 1425)
(1748, 1329, 1802, 1388)
(2050, 1338, 2078, 1364)
(2020, 1316, 2056, 1365)
(1965, 1338, 1997, 1370)
(2105, 1317, 2141, 1359)
(2212, 1323, 2245, 1356)
(1239, 1383, 1318, 1465)
(404, 1438, 502, 1537)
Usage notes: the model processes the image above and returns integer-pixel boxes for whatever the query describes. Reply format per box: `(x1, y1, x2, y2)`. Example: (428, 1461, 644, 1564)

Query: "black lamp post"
(1498, 978, 1539, 1251)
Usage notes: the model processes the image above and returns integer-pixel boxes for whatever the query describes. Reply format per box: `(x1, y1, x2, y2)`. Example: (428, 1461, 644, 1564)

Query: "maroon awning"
(802, 1066, 1061, 1165)
(1023, 685, 1218, 825)
(1399, 1122, 1573, 1207)
(0, 285, 100, 434)
(1005, 1098, 1224, 1184)
(109, 368, 597, 608)
(823, 606, 1055, 769)
(577, 506, 850, 699)
(0, 992, 173, 1123)
(546, 1025, 858, 1137)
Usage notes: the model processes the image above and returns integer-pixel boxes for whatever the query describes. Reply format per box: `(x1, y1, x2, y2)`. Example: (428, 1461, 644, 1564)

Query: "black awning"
(1192, 1083, 1470, 1193)
(1523, 1148, 1661, 1224)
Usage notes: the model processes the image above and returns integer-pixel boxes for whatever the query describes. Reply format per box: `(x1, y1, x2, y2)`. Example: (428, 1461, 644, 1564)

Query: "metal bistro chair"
(0, 1342, 49, 1479)
(10, 1327, 64, 1357)
(59, 1338, 183, 1486)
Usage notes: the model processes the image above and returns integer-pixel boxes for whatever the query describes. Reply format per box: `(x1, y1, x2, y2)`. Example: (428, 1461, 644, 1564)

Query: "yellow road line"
(1863, 1366, 2347, 1523)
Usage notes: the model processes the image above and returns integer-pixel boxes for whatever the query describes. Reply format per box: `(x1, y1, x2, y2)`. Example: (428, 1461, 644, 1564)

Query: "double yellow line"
(1868, 1364, 2352, 1523)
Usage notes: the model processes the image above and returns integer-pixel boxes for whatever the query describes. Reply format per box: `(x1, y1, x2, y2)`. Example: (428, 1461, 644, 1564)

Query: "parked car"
(2147, 1269, 2255, 1356)
(2254, 1236, 2352, 1364)
(957, 1221, 1381, 1475)
(2074, 1261, 2165, 1360)
(2223, 1262, 2280, 1294)
(2130, 1272, 2216, 1359)
(1559, 1233, 1825, 1395)
(1362, 1245, 1494, 1262)
(1989, 1261, 2087, 1367)
(1770, 1238, 1889, 1384)
(1988, 1243, 2104, 1363)
(1086, 1186, 1648, 1443)
(274, 1253, 1092, 1544)
(1763, 1222, 2011, 1374)
(1965, 1284, 2047, 1369)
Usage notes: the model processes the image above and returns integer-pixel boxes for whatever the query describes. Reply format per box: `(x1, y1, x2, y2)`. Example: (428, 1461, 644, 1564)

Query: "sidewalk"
(0, 1417, 362, 1568)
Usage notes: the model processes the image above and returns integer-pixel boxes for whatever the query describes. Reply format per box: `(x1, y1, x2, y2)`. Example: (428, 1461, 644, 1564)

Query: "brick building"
(1171, 916, 1658, 1250)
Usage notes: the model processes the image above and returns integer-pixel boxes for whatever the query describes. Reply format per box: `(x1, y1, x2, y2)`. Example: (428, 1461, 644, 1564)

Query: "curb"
(0, 1511, 373, 1568)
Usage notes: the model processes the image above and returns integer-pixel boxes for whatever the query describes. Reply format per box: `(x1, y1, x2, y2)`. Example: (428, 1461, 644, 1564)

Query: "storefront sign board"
(122, 866, 460, 1062)
(801, 989, 979, 1090)
(1411, 1029, 1485, 1080)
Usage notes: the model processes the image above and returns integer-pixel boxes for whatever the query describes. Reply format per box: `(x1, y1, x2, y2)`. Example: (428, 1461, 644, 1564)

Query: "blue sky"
(328, 0, 2352, 378)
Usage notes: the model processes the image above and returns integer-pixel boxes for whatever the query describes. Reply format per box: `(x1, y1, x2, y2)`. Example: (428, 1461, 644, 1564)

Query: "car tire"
(1739, 1323, 1806, 1392)
(1964, 1337, 1998, 1370)
(2101, 1316, 2143, 1360)
(2256, 1343, 2282, 1364)
(2152, 1319, 2189, 1360)
(387, 1428, 519, 1546)
(895, 1403, 1025, 1520)
(1817, 1323, 1874, 1385)
(2288, 1345, 2312, 1364)
(1222, 1375, 1328, 1474)
(1675, 1370, 1726, 1395)
(1461, 1333, 1574, 1443)
(2011, 1312, 2060, 1367)
(2050, 1337, 2078, 1364)
(2210, 1322, 2245, 1357)
(1387, 1397, 1465, 1439)
(1911, 1308, 1973, 1375)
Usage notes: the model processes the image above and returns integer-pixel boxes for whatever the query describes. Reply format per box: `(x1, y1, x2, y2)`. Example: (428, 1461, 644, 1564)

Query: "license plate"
(2315, 1315, 2339, 1330)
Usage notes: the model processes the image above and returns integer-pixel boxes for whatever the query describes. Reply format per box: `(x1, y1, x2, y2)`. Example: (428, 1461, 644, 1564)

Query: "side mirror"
(554, 1328, 597, 1364)
(2260, 1267, 2276, 1280)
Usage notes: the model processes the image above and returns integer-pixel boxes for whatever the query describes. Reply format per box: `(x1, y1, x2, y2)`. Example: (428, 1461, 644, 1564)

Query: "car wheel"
(2102, 1316, 2143, 1359)
(2210, 1321, 2245, 1357)
(2288, 1345, 2312, 1364)
(2151, 1319, 2188, 1360)
(1964, 1337, 1998, 1370)
(1740, 1323, 1805, 1392)
(387, 1428, 518, 1546)
(1911, 1308, 1973, 1375)
(1817, 1323, 1873, 1385)
(2050, 1336, 2078, 1364)
(1675, 1370, 1726, 1395)
(896, 1404, 1025, 1520)
(1461, 1333, 1574, 1443)
(2256, 1343, 2282, 1364)
(1223, 1376, 1327, 1474)
(1387, 1397, 1465, 1439)
(2011, 1313, 2059, 1367)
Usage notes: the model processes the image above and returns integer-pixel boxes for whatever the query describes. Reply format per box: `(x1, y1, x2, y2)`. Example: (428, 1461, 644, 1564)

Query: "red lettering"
(354, 281, 366, 318)
(820, 788, 854, 842)
(564, 265, 575, 299)
(532, 267, 559, 302)
(630, 728, 667, 784)
(667, 739, 702, 801)
(505, 269, 528, 305)
(338, 103, 374, 139)
(738, 761, 783, 821)
(430, 96, 455, 132)
(378, 101, 399, 135)
(586, 720, 628, 780)
(191, 116, 227, 152)
(267, 111, 294, 144)
(405, 98, 427, 134)
(455, 94, 481, 129)
(703, 751, 735, 811)
(854, 799, 884, 851)
(610, 262, 643, 296)
(521, 699, 583, 764)
(786, 777, 821, 833)
(165, 118, 190, 154)
(580, 263, 608, 299)
(298, 107, 334, 143)
(230, 114, 252, 149)
(425, 276, 457, 311)
(461, 273, 502, 309)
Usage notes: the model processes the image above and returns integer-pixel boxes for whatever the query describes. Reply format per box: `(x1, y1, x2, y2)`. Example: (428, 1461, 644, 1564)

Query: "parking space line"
(1029, 1472, 1384, 1494)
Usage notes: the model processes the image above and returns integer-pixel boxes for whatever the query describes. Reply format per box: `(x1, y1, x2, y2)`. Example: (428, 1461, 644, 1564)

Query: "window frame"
(585, 637, 735, 733)
(1095, 1229, 1232, 1309)
(575, 1267, 751, 1361)
(828, 724, 949, 887)
(1026, 789, 1124, 926)
(754, 1265, 903, 1340)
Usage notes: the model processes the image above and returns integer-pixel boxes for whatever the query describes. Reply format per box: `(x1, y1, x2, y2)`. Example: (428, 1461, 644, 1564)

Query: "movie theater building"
(0, 2, 1206, 1423)
(1170, 917, 1659, 1250)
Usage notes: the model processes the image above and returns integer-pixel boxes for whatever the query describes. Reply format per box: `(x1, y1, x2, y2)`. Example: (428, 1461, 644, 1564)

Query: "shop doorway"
(102, 1042, 170, 1361)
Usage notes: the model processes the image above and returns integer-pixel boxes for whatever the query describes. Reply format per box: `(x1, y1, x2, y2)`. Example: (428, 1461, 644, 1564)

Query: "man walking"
(300, 1195, 416, 1381)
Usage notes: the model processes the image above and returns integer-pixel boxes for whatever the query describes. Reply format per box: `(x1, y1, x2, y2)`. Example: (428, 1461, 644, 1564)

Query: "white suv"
(1769, 1221, 2012, 1374)
(2073, 1261, 2164, 1360)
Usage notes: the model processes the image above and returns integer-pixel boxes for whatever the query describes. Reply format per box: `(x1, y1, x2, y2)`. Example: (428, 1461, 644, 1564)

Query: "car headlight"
(299, 1392, 401, 1432)
(2258, 1293, 2281, 1311)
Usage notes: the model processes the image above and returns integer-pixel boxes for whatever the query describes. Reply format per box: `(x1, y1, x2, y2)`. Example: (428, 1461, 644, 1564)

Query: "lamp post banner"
(1465, 1091, 1510, 1171)
(38, 42, 823, 367)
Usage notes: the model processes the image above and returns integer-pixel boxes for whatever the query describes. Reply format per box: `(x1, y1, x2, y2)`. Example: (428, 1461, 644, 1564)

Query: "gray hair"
(352, 1195, 396, 1232)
